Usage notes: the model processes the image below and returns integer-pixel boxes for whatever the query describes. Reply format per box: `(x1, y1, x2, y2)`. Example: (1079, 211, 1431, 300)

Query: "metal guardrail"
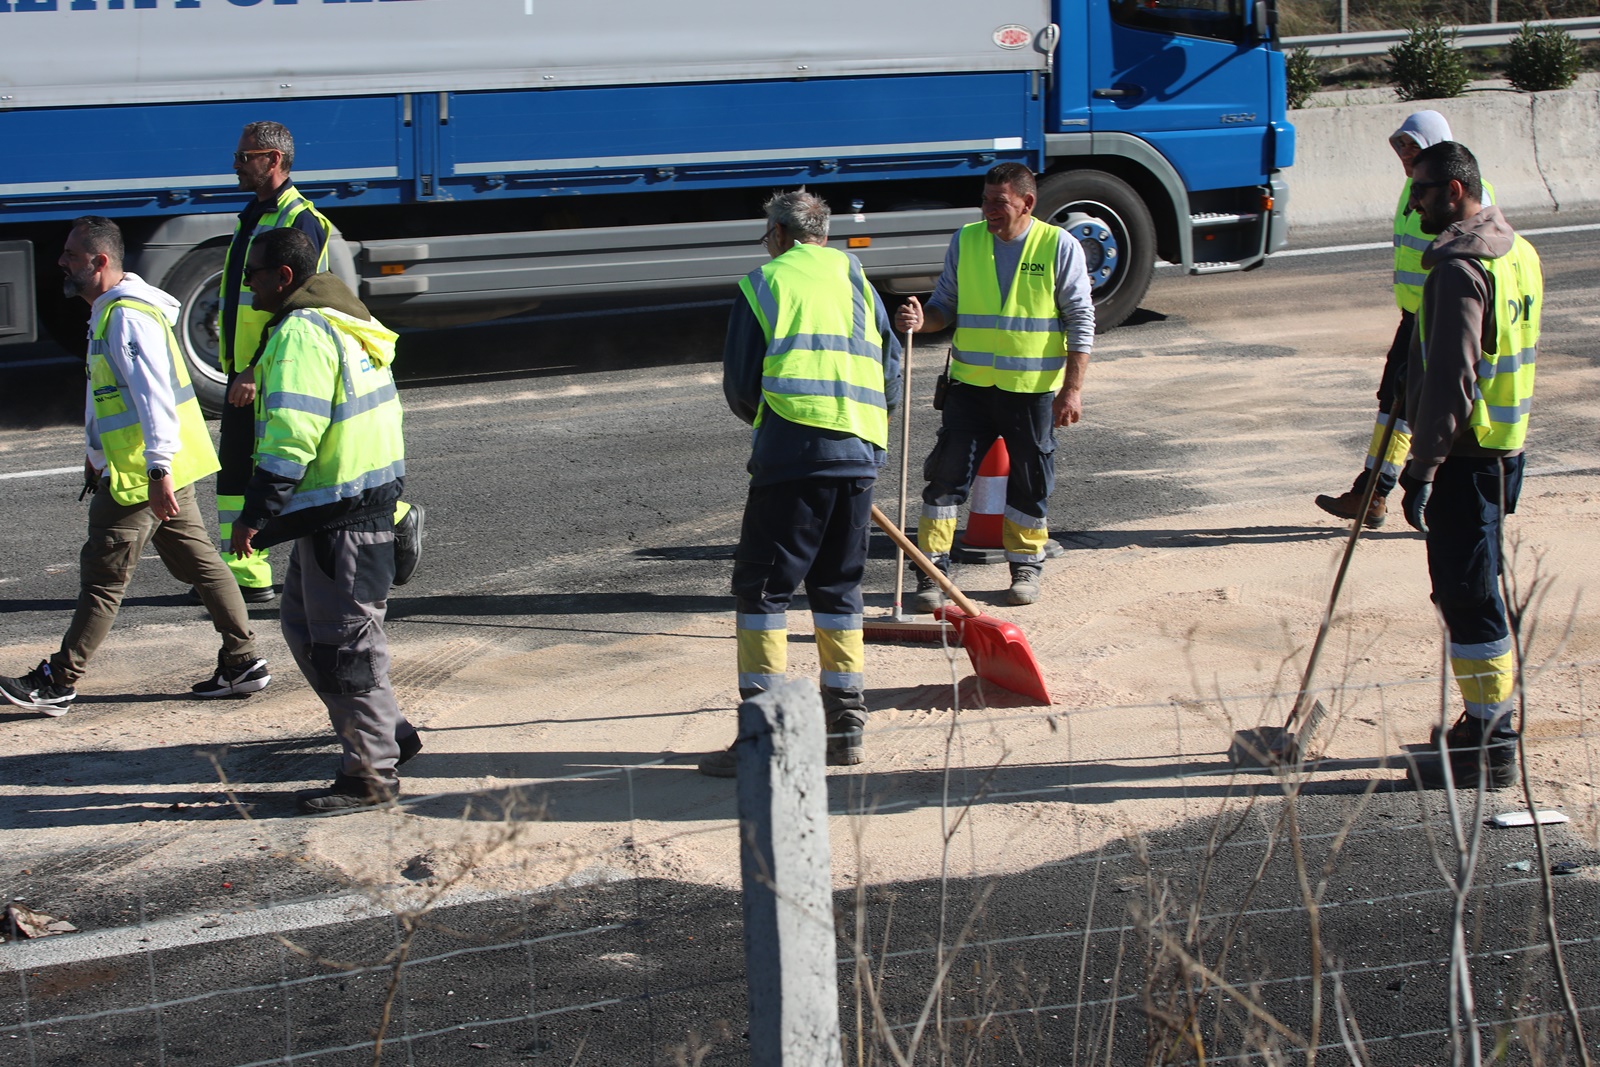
(1283, 16, 1600, 58)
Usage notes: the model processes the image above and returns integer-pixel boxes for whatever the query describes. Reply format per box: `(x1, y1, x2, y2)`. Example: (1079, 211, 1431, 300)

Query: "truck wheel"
(1035, 170, 1155, 332)
(161, 244, 229, 416)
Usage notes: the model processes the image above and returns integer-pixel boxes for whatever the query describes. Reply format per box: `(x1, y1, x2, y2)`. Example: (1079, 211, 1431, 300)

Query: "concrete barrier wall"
(1286, 86, 1600, 231)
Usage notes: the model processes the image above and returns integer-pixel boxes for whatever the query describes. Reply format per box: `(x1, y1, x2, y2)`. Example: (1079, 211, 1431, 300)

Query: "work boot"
(697, 745, 738, 779)
(393, 503, 426, 587)
(823, 688, 867, 767)
(1313, 489, 1388, 529)
(825, 711, 866, 766)
(298, 773, 398, 816)
(909, 554, 951, 615)
(1006, 562, 1043, 606)
(1429, 714, 1520, 791)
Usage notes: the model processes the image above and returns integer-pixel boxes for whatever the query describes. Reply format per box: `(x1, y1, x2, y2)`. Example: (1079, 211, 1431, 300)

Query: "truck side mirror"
(1253, 1, 1272, 40)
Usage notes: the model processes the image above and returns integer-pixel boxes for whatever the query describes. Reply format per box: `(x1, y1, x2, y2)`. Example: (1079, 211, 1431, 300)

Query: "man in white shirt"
(0, 217, 270, 715)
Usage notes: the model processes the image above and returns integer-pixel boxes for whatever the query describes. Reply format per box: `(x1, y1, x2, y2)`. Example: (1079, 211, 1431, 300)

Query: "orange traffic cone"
(955, 438, 1008, 564)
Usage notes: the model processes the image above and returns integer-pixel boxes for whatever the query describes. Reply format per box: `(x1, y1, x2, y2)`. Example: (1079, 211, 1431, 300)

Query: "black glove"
(1399, 469, 1431, 534)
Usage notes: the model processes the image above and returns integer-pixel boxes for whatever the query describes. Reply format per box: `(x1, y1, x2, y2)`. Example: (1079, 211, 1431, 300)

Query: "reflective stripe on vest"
(220, 185, 333, 374)
(737, 243, 888, 449)
(1393, 177, 1495, 313)
(254, 307, 406, 515)
(88, 298, 220, 505)
(1418, 233, 1541, 451)
(950, 221, 1066, 393)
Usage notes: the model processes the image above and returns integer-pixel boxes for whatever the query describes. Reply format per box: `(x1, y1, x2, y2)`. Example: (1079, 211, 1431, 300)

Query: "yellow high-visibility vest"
(738, 243, 888, 449)
(1419, 234, 1541, 451)
(950, 221, 1066, 393)
(88, 298, 220, 505)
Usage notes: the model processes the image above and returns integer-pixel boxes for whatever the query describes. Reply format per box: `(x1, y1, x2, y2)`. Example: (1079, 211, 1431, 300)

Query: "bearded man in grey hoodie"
(0, 217, 269, 715)
(1396, 141, 1543, 791)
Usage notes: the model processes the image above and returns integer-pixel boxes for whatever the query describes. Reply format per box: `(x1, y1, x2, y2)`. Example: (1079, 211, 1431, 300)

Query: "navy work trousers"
(733, 477, 872, 622)
(1424, 453, 1524, 648)
(921, 382, 1055, 520)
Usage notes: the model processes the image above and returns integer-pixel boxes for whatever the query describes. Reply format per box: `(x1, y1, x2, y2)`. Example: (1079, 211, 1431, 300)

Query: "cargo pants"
(52, 481, 256, 686)
(918, 381, 1055, 564)
(280, 526, 413, 787)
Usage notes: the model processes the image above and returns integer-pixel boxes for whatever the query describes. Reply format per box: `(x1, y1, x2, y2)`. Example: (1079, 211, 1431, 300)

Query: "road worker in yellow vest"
(230, 227, 421, 814)
(1315, 110, 1496, 529)
(698, 189, 902, 777)
(896, 163, 1095, 610)
(1, 217, 270, 715)
(213, 121, 424, 605)
(1395, 141, 1542, 792)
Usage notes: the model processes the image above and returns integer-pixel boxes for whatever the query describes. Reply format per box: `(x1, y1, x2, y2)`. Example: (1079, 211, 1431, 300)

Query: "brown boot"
(1314, 490, 1387, 529)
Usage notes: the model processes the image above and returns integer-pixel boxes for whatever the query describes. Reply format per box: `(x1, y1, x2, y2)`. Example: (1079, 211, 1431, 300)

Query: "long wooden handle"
(870, 503, 982, 618)
(1287, 406, 1402, 730)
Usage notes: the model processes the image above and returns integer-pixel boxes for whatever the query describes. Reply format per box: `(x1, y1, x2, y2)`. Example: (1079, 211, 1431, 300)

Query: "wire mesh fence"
(4, 654, 1598, 1065)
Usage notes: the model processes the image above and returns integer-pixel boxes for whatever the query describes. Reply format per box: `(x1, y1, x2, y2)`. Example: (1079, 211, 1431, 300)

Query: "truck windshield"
(1109, 0, 1250, 44)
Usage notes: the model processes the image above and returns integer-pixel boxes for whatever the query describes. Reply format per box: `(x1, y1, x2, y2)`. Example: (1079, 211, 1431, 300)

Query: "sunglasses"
(1409, 179, 1451, 192)
(233, 149, 277, 165)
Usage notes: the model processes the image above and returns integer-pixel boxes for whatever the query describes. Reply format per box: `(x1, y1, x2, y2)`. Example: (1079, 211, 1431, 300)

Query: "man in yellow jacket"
(231, 228, 420, 815)
(896, 163, 1095, 609)
(213, 121, 424, 602)
(1, 217, 268, 714)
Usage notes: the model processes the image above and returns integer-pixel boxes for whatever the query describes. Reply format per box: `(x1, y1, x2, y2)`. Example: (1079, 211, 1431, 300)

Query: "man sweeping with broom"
(698, 189, 902, 778)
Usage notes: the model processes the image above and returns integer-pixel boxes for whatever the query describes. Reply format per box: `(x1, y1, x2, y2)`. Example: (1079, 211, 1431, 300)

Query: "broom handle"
(1287, 405, 1402, 730)
(892, 328, 912, 615)
(872, 503, 982, 618)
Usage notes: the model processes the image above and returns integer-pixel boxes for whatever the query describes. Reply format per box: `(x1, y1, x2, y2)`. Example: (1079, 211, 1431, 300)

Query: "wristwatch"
(147, 467, 169, 481)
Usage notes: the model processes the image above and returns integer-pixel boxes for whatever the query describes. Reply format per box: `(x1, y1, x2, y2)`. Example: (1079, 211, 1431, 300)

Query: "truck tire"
(160, 244, 229, 416)
(1034, 170, 1155, 332)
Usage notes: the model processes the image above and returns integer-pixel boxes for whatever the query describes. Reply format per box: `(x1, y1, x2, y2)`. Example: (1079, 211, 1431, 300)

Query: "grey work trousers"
(52, 480, 256, 686)
(280, 527, 410, 786)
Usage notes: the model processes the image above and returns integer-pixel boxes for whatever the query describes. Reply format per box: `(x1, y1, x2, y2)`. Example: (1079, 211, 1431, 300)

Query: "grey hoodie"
(1403, 203, 1528, 482)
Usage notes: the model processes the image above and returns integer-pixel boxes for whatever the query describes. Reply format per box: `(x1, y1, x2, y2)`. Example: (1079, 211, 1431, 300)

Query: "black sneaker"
(298, 773, 398, 816)
(188, 584, 276, 605)
(909, 554, 951, 615)
(397, 728, 423, 766)
(393, 503, 425, 587)
(191, 654, 272, 698)
(0, 661, 76, 716)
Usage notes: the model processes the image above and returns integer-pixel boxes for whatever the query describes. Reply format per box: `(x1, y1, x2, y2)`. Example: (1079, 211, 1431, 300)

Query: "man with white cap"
(1314, 110, 1494, 528)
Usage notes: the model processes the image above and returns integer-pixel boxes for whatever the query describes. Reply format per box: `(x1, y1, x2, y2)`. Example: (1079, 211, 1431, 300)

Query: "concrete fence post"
(736, 677, 843, 1067)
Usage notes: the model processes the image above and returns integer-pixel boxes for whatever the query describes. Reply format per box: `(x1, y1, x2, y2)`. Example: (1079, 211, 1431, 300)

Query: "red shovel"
(871, 504, 1052, 705)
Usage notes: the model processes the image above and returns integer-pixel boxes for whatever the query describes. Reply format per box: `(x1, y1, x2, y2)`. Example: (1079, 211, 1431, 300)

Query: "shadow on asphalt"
(0, 730, 1443, 830)
(387, 592, 731, 619)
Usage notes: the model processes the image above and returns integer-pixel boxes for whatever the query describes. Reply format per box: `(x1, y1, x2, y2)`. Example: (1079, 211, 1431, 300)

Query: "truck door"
(1087, 0, 1271, 192)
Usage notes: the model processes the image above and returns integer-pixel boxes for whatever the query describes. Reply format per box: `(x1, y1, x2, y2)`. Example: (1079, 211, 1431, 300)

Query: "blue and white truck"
(0, 0, 1295, 410)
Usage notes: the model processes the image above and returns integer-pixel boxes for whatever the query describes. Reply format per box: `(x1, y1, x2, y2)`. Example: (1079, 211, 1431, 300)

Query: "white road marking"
(1274, 222, 1600, 259)
(0, 466, 79, 481)
(0, 889, 502, 972)
(0, 861, 633, 971)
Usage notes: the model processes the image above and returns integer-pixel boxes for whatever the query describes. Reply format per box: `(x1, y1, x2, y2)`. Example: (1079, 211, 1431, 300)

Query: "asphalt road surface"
(3, 213, 1599, 1065)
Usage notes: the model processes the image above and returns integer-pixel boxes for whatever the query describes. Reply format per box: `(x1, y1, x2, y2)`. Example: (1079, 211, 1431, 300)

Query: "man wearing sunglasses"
(1396, 140, 1542, 791)
(213, 121, 337, 604)
(1314, 110, 1494, 529)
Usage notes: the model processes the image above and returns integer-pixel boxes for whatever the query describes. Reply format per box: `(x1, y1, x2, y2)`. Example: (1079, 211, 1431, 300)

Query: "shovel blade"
(936, 605, 1051, 705)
